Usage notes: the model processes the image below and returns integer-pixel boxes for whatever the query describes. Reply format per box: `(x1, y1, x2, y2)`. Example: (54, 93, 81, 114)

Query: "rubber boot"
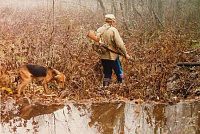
(103, 78, 110, 87)
(103, 81, 110, 87)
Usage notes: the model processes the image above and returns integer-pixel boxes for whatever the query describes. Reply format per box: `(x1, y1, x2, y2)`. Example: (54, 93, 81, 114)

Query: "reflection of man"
(88, 102, 125, 133)
(93, 14, 130, 87)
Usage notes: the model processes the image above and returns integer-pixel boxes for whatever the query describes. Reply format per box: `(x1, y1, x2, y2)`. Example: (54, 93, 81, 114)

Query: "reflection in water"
(124, 101, 200, 134)
(1, 101, 200, 134)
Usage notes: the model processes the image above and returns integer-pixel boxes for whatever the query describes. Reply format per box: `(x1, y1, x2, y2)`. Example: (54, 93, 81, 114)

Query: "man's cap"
(105, 14, 116, 22)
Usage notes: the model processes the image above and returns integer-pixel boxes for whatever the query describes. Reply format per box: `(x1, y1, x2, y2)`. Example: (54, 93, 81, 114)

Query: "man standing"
(93, 14, 130, 87)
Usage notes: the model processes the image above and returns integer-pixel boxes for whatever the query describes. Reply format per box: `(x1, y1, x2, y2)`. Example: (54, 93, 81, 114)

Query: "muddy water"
(1, 100, 200, 134)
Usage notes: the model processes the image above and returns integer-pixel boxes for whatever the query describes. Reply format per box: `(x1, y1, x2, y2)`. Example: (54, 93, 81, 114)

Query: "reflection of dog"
(17, 65, 66, 97)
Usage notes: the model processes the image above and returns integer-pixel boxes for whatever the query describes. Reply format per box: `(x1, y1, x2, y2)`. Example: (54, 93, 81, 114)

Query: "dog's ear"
(53, 69, 61, 75)
(53, 69, 66, 82)
(54, 75, 61, 79)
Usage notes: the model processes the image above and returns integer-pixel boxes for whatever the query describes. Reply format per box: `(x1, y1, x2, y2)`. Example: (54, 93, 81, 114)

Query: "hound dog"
(17, 64, 66, 96)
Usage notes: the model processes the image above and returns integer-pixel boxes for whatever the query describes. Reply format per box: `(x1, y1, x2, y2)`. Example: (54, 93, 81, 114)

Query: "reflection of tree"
(164, 101, 200, 133)
(2, 101, 200, 133)
(189, 102, 200, 134)
(152, 104, 167, 134)
(88, 102, 125, 134)
(198, 103, 200, 134)
(144, 106, 153, 127)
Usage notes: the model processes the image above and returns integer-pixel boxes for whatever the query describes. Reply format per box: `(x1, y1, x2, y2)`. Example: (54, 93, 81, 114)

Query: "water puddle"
(1, 100, 200, 134)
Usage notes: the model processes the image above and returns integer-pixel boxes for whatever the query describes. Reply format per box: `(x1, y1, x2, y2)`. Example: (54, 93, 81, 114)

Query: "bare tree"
(158, 0, 165, 27)
(97, 0, 106, 15)
(111, 0, 117, 17)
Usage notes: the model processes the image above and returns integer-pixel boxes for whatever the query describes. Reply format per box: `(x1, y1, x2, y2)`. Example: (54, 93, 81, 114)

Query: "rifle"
(87, 31, 134, 62)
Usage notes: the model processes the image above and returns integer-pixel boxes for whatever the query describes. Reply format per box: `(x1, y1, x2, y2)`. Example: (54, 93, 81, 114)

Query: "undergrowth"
(0, 3, 199, 103)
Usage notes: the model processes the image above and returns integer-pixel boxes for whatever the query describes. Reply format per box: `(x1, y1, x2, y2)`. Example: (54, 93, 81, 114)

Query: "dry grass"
(0, 1, 199, 103)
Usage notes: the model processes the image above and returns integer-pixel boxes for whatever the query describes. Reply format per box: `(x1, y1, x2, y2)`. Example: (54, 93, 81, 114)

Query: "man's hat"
(105, 14, 116, 22)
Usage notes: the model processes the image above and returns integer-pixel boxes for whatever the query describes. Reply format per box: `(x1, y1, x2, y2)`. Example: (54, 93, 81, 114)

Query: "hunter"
(93, 14, 130, 87)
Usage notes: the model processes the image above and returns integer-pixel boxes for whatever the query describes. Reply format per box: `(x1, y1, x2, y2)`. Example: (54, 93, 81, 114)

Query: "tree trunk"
(97, 0, 106, 15)
(158, 0, 165, 27)
(173, 0, 181, 27)
(148, 0, 164, 28)
(124, 0, 128, 20)
(120, 2, 129, 32)
(111, 0, 117, 17)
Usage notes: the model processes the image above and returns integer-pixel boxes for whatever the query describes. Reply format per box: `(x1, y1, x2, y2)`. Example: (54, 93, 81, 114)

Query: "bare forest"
(1, 0, 200, 103)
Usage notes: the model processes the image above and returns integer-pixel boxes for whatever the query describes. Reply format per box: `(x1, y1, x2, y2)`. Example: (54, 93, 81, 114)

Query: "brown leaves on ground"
(0, 3, 200, 104)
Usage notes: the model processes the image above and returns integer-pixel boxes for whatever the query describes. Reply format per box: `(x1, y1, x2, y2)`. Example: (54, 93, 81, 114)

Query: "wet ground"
(1, 98, 200, 134)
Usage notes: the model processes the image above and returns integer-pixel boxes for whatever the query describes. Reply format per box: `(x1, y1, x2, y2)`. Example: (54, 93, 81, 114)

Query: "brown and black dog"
(17, 64, 66, 96)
